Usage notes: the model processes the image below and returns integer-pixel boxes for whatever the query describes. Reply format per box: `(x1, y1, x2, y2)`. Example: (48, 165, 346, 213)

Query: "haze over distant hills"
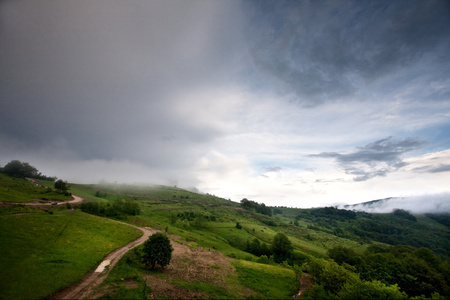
(340, 194, 450, 214)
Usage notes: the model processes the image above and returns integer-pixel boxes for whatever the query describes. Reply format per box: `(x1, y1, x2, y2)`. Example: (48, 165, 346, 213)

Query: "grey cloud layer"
(0, 1, 245, 167)
(1, 1, 449, 204)
(245, 0, 450, 105)
(312, 137, 426, 181)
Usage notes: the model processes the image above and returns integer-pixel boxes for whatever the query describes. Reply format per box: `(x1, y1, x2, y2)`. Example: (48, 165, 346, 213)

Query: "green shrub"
(338, 280, 407, 299)
(142, 233, 173, 270)
(305, 258, 357, 294)
(272, 233, 293, 263)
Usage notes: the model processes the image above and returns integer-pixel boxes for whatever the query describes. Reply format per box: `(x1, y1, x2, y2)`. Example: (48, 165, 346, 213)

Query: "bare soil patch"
(146, 276, 207, 300)
(123, 278, 140, 289)
(90, 231, 241, 300)
(296, 273, 314, 298)
(143, 235, 235, 299)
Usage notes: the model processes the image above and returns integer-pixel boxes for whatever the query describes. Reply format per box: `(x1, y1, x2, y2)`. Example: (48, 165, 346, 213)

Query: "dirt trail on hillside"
(87, 234, 245, 300)
(49, 222, 156, 300)
(296, 273, 314, 298)
(2, 194, 84, 207)
(51, 226, 238, 300)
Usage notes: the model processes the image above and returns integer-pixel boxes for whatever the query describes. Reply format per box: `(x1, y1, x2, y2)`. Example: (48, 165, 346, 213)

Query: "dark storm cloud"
(0, 1, 244, 168)
(244, 0, 450, 105)
(312, 137, 426, 181)
(1, 0, 449, 205)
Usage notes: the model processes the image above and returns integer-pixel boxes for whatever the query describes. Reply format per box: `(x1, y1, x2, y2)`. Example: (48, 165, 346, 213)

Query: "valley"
(0, 173, 449, 299)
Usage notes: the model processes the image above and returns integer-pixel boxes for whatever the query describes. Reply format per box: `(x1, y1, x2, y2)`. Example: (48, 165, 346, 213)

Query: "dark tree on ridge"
(2, 160, 39, 178)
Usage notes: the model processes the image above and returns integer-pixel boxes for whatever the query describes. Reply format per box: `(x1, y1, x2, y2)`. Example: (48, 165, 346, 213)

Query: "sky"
(1, 0, 450, 209)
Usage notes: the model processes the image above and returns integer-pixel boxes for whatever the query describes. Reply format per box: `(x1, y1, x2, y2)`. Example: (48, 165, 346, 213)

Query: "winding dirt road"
(9, 194, 84, 206)
(4, 178, 83, 207)
(50, 219, 155, 299)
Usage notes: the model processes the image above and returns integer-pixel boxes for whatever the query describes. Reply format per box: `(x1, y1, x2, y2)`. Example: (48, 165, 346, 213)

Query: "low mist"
(340, 194, 450, 214)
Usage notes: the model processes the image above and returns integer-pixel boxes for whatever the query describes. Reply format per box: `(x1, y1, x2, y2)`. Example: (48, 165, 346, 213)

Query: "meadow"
(71, 182, 449, 299)
(0, 174, 71, 202)
(0, 209, 141, 300)
(0, 176, 448, 299)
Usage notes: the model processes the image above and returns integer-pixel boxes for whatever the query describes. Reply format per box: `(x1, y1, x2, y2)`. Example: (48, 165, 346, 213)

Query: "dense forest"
(287, 206, 450, 257)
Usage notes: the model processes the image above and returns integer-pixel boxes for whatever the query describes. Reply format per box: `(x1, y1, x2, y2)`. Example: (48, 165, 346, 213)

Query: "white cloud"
(342, 194, 450, 214)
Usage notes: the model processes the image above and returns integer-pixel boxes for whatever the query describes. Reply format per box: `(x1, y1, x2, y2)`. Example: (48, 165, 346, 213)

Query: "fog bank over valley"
(340, 194, 450, 214)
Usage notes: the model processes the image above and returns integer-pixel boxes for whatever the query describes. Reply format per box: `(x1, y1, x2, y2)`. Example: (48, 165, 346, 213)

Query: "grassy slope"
(233, 260, 298, 299)
(0, 173, 71, 202)
(72, 183, 367, 257)
(0, 210, 142, 300)
(68, 183, 373, 298)
(70, 183, 450, 296)
(2, 179, 448, 299)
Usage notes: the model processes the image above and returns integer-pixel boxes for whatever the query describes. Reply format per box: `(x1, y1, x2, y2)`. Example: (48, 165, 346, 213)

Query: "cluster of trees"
(175, 211, 216, 222)
(240, 198, 272, 216)
(244, 233, 296, 264)
(271, 233, 294, 263)
(54, 179, 70, 194)
(326, 245, 449, 298)
(245, 238, 272, 258)
(1, 160, 71, 196)
(170, 211, 217, 229)
(393, 209, 417, 222)
(291, 206, 449, 257)
(425, 214, 450, 227)
(1, 160, 55, 181)
(173, 195, 190, 199)
(95, 190, 107, 198)
(349, 216, 449, 256)
(309, 207, 357, 220)
(273, 208, 283, 215)
(80, 199, 140, 219)
(304, 258, 409, 299)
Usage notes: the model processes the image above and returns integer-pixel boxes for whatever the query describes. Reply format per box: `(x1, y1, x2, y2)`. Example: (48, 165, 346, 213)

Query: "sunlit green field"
(0, 210, 142, 300)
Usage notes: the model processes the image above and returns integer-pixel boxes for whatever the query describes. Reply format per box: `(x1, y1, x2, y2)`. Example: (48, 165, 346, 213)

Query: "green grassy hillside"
(0, 209, 142, 300)
(0, 173, 71, 202)
(1, 176, 449, 299)
(71, 182, 449, 299)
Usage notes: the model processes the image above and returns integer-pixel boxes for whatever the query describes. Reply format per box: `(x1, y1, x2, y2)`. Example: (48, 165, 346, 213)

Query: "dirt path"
(296, 273, 314, 298)
(2, 194, 84, 207)
(49, 221, 156, 300)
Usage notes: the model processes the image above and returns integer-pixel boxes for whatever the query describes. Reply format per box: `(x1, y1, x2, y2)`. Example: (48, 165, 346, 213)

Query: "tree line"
(0, 160, 56, 181)
(240, 198, 272, 216)
(321, 244, 449, 298)
(80, 199, 140, 219)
